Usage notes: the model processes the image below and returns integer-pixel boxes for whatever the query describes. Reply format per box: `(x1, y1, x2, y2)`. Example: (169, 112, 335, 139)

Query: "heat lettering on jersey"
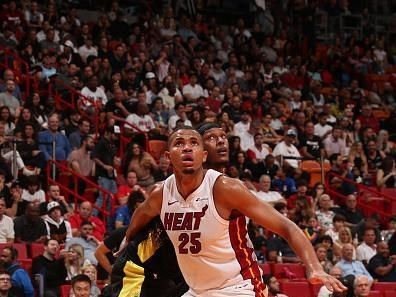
(163, 205, 208, 231)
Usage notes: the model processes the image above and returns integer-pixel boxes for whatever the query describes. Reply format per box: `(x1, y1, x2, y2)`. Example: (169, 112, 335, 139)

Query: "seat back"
(280, 281, 312, 297)
(372, 282, 396, 292)
(60, 285, 71, 297)
(0, 243, 28, 259)
(384, 291, 396, 297)
(367, 291, 384, 297)
(259, 263, 271, 275)
(30, 243, 45, 259)
(272, 263, 306, 279)
(148, 140, 167, 162)
(310, 282, 323, 297)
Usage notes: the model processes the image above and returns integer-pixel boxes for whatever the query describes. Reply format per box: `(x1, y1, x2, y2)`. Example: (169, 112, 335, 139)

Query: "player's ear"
(164, 151, 171, 161)
(202, 150, 208, 162)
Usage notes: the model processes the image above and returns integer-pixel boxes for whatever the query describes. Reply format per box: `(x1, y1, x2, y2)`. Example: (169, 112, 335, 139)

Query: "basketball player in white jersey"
(125, 127, 347, 297)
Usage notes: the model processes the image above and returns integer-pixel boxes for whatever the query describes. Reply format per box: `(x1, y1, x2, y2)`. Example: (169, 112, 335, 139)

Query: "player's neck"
(174, 169, 206, 200)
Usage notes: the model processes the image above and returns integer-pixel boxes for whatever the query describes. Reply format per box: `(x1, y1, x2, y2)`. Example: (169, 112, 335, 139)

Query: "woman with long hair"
(14, 107, 40, 136)
(65, 244, 85, 280)
(376, 156, 396, 188)
(82, 264, 101, 297)
(122, 143, 158, 187)
(24, 92, 48, 129)
(377, 130, 395, 155)
(348, 141, 369, 176)
(228, 135, 242, 164)
(333, 226, 356, 261)
(17, 122, 45, 170)
(0, 106, 15, 136)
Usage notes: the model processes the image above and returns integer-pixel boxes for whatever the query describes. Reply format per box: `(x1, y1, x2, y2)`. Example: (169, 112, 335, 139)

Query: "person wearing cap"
(91, 125, 119, 222)
(44, 201, 72, 244)
(273, 129, 301, 169)
(182, 72, 205, 103)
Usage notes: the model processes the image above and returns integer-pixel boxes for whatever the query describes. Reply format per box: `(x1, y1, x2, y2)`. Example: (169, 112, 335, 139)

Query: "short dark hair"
(333, 214, 346, 223)
(316, 235, 333, 246)
(71, 274, 91, 288)
(44, 238, 58, 246)
(167, 126, 198, 148)
(262, 274, 274, 285)
(196, 122, 221, 136)
(80, 221, 93, 228)
(3, 246, 18, 261)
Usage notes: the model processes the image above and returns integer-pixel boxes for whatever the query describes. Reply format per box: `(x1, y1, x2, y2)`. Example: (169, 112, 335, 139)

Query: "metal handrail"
(325, 171, 395, 221)
(46, 159, 115, 224)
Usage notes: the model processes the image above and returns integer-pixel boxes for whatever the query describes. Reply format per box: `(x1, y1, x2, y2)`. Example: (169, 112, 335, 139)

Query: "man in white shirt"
(356, 228, 377, 265)
(80, 75, 107, 110)
(247, 133, 270, 162)
(182, 72, 205, 103)
(0, 198, 14, 243)
(233, 111, 250, 136)
(21, 176, 46, 204)
(168, 103, 192, 131)
(125, 102, 155, 133)
(273, 129, 301, 169)
(78, 37, 98, 64)
(252, 175, 285, 205)
(314, 113, 333, 139)
(323, 126, 346, 158)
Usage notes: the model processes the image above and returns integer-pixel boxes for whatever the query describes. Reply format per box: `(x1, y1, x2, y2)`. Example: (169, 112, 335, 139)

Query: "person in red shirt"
(69, 201, 105, 241)
(287, 179, 314, 211)
(356, 104, 380, 133)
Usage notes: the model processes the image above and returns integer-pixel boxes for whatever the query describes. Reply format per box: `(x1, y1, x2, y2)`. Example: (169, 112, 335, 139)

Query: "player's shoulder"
(149, 181, 165, 198)
(215, 175, 245, 191)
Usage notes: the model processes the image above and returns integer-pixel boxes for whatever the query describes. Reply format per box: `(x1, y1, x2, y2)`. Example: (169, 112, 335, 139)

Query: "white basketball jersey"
(160, 169, 266, 296)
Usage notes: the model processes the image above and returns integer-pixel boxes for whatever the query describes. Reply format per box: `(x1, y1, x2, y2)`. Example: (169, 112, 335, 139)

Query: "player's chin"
(182, 168, 196, 174)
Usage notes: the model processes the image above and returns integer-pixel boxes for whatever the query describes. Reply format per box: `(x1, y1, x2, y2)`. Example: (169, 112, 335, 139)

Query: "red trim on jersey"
(229, 216, 267, 297)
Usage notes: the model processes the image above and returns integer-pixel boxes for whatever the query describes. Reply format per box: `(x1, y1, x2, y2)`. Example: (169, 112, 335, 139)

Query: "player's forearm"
(283, 222, 323, 275)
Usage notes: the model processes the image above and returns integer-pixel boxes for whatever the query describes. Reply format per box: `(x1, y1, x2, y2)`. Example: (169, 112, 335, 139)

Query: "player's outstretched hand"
(308, 271, 347, 293)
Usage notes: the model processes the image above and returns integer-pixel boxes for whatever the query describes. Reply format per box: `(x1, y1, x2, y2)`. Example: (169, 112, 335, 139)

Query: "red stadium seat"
(259, 263, 271, 275)
(310, 282, 323, 297)
(272, 263, 306, 279)
(384, 291, 396, 297)
(280, 281, 312, 297)
(0, 243, 28, 259)
(19, 258, 32, 276)
(30, 243, 45, 259)
(368, 291, 383, 297)
(60, 285, 71, 297)
(372, 283, 396, 292)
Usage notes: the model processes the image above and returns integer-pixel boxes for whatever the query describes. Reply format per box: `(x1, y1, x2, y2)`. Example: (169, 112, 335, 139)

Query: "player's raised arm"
(214, 176, 347, 293)
(125, 183, 163, 242)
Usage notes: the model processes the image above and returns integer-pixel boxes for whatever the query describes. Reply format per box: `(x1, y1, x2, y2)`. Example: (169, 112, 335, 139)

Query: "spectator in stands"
(353, 275, 372, 297)
(0, 246, 34, 297)
(0, 270, 21, 297)
(4, 181, 24, 219)
(65, 244, 85, 281)
(69, 201, 105, 242)
(21, 176, 45, 204)
(376, 156, 396, 188)
(267, 235, 299, 263)
(13, 202, 47, 243)
(32, 238, 67, 297)
(368, 241, 396, 282)
(16, 122, 45, 170)
(68, 135, 95, 195)
(273, 129, 301, 169)
(317, 266, 343, 297)
(91, 125, 119, 221)
(115, 190, 146, 229)
(271, 167, 297, 197)
(323, 126, 347, 158)
(357, 104, 379, 133)
(356, 228, 377, 265)
(335, 244, 372, 280)
(0, 70, 22, 102)
(251, 175, 285, 205)
(80, 75, 107, 112)
(153, 155, 171, 182)
(66, 221, 99, 266)
(38, 113, 71, 162)
(300, 120, 324, 160)
(315, 194, 336, 232)
(348, 142, 369, 177)
(262, 275, 288, 297)
(0, 106, 15, 136)
(336, 194, 365, 228)
(0, 80, 20, 117)
(122, 143, 158, 187)
(366, 140, 385, 176)
(44, 201, 72, 244)
(0, 198, 14, 243)
(314, 113, 332, 140)
(315, 243, 334, 273)
(333, 226, 357, 261)
(168, 103, 192, 131)
(68, 119, 91, 150)
(40, 184, 71, 217)
(287, 179, 313, 212)
(182, 72, 205, 103)
(71, 274, 91, 297)
(246, 133, 271, 163)
(81, 264, 100, 297)
(325, 214, 346, 244)
(124, 102, 156, 134)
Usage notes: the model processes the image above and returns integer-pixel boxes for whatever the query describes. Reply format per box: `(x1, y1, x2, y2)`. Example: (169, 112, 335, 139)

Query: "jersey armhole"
(210, 174, 230, 226)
